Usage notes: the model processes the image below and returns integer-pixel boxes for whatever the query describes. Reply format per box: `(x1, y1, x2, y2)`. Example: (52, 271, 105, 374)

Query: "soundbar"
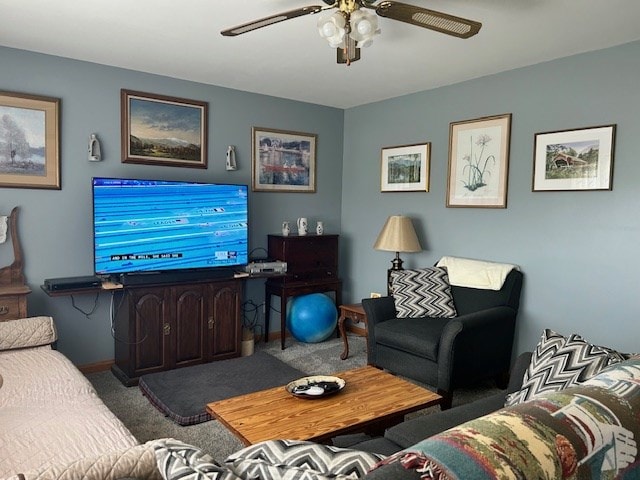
(118, 268, 236, 286)
(44, 275, 103, 291)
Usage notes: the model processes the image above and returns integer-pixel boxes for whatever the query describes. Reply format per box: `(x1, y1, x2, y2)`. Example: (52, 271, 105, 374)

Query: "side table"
(338, 303, 368, 360)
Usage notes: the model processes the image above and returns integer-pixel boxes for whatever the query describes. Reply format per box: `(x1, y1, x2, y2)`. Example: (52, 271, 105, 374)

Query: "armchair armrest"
(362, 296, 396, 366)
(437, 306, 518, 394)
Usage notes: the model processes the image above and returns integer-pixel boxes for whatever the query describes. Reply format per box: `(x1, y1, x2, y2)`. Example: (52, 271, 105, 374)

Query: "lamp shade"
(373, 215, 422, 253)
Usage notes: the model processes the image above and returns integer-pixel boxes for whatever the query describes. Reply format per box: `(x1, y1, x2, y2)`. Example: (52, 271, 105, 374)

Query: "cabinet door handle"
(208, 317, 215, 329)
(163, 323, 171, 335)
(0, 306, 8, 315)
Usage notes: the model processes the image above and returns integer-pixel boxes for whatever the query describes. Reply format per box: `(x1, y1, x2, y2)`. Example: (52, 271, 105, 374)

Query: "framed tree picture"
(251, 127, 317, 192)
(532, 124, 616, 191)
(121, 89, 208, 168)
(380, 143, 430, 192)
(0, 91, 60, 189)
(447, 113, 512, 208)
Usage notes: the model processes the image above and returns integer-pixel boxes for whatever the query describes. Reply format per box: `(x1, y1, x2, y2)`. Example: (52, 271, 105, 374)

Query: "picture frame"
(0, 91, 60, 189)
(121, 89, 208, 168)
(532, 124, 616, 192)
(380, 143, 430, 192)
(447, 113, 512, 208)
(251, 127, 317, 192)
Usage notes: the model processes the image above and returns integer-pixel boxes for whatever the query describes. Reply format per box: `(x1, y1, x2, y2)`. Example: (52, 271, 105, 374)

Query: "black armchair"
(362, 269, 523, 409)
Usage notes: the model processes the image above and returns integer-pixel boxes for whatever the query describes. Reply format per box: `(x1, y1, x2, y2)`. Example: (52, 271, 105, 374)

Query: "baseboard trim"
(79, 359, 113, 374)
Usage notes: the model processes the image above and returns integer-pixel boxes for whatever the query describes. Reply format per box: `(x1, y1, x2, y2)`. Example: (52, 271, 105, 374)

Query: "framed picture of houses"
(251, 127, 317, 192)
(532, 124, 616, 192)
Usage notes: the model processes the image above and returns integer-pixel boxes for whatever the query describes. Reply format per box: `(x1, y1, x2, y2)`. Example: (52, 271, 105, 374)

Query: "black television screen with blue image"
(92, 177, 248, 276)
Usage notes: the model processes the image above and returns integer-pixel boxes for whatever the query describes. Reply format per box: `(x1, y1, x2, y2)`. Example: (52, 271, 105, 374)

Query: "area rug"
(138, 350, 305, 426)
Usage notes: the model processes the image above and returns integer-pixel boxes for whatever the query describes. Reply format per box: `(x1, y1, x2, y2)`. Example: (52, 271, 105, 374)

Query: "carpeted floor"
(87, 333, 499, 463)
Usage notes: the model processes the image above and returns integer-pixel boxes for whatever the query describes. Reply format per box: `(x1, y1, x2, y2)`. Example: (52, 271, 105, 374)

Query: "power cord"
(69, 292, 100, 319)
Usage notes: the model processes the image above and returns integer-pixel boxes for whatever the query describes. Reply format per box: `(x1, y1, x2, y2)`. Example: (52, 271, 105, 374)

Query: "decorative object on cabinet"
(251, 127, 317, 192)
(0, 91, 60, 189)
(447, 113, 511, 208)
(381, 142, 430, 192)
(0, 207, 31, 320)
(532, 124, 616, 192)
(373, 215, 422, 295)
(111, 279, 242, 386)
(265, 234, 341, 349)
(120, 89, 208, 168)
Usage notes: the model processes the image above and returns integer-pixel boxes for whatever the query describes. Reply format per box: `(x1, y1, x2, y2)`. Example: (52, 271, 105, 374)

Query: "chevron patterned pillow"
(152, 438, 239, 480)
(504, 329, 626, 406)
(390, 267, 457, 318)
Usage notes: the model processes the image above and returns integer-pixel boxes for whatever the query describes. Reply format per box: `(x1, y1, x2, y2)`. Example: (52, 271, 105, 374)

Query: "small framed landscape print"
(447, 113, 511, 208)
(0, 91, 60, 189)
(252, 127, 317, 192)
(380, 143, 430, 192)
(121, 89, 208, 168)
(532, 124, 616, 192)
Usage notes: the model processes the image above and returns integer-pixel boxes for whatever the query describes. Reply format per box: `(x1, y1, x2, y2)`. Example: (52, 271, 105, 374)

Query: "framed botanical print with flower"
(447, 113, 512, 208)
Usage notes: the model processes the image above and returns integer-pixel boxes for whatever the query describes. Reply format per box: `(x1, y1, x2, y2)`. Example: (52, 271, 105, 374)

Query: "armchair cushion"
(390, 267, 457, 318)
(375, 317, 450, 362)
(504, 328, 626, 406)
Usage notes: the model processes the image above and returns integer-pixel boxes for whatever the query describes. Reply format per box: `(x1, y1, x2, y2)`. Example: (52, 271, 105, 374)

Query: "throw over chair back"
(363, 268, 523, 409)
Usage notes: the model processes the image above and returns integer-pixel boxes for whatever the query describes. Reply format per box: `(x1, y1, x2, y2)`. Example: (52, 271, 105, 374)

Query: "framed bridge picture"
(532, 124, 616, 192)
(251, 127, 317, 192)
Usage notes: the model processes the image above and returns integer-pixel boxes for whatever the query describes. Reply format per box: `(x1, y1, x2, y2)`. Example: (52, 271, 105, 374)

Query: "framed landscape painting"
(0, 91, 60, 189)
(252, 127, 317, 192)
(532, 124, 616, 191)
(121, 90, 208, 168)
(380, 143, 430, 192)
(447, 113, 512, 208)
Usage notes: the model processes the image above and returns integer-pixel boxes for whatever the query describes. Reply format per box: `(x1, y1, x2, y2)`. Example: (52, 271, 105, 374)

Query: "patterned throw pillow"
(152, 438, 240, 480)
(390, 267, 457, 318)
(504, 329, 626, 406)
(225, 439, 385, 480)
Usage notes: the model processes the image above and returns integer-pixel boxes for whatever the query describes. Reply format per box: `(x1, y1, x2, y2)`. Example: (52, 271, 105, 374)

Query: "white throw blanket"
(436, 256, 519, 290)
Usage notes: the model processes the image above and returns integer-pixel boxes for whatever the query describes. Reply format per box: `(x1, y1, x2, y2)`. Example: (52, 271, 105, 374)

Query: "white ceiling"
(1, 0, 639, 109)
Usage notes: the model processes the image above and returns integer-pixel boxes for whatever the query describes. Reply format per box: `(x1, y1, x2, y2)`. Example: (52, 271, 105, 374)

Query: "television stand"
(119, 268, 235, 286)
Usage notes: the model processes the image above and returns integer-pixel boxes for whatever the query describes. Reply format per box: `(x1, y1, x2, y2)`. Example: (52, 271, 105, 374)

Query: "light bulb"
(357, 19, 372, 36)
(322, 22, 337, 37)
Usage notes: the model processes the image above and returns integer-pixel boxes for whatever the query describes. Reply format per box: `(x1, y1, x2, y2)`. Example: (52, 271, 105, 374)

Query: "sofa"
(363, 262, 523, 409)
(4, 316, 638, 480)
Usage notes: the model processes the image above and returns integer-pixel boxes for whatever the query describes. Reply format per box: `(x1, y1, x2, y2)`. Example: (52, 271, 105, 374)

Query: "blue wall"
(2, 41, 639, 365)
(0, 47, 344, 365)
(341, 41, 640, 355)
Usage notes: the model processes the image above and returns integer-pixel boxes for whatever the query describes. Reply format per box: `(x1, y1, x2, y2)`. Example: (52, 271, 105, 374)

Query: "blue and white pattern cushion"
(225, 439, 386, 480)
(390, 267, 457, 318)
(504, 329, 626, 406)
(152, 438, 240, 480)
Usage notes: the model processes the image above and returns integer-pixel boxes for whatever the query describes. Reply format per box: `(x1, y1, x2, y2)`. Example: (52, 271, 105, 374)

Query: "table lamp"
(373, 215, 422, 295)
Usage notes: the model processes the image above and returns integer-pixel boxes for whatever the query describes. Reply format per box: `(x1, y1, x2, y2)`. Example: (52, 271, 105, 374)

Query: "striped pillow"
(504, 329, 626, 406)
(390, 267, 457, 318)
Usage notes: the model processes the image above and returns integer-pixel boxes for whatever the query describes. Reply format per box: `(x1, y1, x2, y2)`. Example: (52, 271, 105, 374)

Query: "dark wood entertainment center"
(110, 278, 242, 386)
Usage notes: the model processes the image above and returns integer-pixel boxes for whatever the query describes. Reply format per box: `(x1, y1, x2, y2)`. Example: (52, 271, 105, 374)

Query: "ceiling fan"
(221, 0, 481, 65)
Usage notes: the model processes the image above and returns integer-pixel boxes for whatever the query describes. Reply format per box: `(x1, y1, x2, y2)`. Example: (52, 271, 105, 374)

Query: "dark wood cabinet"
(265, 234, 341, 349)
(112, 279, 242, 385)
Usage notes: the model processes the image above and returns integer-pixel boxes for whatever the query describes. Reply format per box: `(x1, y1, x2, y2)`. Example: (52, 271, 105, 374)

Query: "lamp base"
(386, 252, 404, 296)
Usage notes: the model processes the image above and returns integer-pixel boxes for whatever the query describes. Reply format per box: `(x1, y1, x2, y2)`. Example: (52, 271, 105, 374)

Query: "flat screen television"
(92, 177, 249, 279)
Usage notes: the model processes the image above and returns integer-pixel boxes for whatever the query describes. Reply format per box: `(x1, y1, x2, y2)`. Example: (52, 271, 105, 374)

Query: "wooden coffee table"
(205, 365, 441, 446)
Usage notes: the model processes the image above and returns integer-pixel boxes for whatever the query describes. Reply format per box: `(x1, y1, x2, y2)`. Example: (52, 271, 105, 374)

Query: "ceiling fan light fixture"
(349, 9, 380, 47)
(318, 12, 347, 48)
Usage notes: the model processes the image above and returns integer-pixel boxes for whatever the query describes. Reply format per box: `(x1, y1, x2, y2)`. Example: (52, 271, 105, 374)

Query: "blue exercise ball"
(286, 293, 337, 343)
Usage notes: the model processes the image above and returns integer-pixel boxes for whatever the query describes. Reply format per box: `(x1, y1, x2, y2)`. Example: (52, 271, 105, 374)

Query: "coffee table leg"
(338, 310, 349, 360)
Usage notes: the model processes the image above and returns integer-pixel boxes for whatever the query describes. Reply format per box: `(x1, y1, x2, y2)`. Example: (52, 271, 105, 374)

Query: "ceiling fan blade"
(375, 1, 481, 39)
(221, 6, 324, 36)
